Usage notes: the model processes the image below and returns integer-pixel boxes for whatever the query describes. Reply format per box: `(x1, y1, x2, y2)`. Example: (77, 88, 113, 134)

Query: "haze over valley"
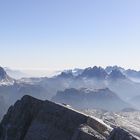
(0, 65, 140, 139)
(1, 0, 140, 139)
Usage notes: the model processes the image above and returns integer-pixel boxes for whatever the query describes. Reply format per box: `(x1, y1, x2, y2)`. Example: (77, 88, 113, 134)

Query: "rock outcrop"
(0, 95, 138, 140)
(0, 67, 15, 85)
(108, 128, 138, 140)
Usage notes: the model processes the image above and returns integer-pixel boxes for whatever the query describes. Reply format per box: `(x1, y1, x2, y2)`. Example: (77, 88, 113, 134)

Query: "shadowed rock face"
(0, 96, 7, 121)
(108, 128, 138, 140)
(0, 96, 43, 140)
(0, 95, 138, 140)
(0, 67, 13, 81)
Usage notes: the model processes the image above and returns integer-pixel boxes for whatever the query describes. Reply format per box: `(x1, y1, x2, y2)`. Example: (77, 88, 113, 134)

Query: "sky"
(0, 0, 140, 71)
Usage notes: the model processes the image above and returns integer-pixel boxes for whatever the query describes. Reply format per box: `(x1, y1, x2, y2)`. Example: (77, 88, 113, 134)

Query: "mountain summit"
(80, 66, 107, 79)
(0, 95, 137, 140)
(108, 69, 126, 80)
(0, 67, 15, 85)
(0, 67, 8, 80)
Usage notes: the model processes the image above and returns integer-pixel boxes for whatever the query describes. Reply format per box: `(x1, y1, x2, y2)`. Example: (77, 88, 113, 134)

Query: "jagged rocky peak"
(0, 95, 138, 140)
(62, 68, 84, 77)
(108, 69, 126, 80)
(0, 66, 14, 85)
(105, 66, 125, 74)
(58, 71, 74, 78)
(0, 67, 7, 80)
(80, 66, 108, 79)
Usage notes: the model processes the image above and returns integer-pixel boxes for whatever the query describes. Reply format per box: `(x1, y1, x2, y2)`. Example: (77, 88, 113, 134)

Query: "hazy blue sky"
(0, 0, 140, 70)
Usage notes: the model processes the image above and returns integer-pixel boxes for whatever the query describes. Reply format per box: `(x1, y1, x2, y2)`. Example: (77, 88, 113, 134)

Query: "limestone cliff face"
(0, 95, 138, 140)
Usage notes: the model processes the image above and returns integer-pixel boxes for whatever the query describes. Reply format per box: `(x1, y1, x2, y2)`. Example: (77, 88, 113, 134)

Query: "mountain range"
(53, 66, 140, 103)
(0, 65, 140, 118)
(0, 66, 140, 139)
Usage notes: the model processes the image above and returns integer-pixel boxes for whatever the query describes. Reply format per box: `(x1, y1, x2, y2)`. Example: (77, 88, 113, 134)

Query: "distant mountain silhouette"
(124, 69, 140, 78)
(0, 65, 140, 112)
(0, 67, 15, 85)
(57, 71, 74, 79)
(52, 88, 131, 111)
(108, 69, 126, 80)
(105, 66, 125, 74)
(79, 66, 108, 79)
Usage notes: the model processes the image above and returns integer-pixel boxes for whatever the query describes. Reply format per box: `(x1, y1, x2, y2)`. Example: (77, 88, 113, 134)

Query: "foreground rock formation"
(0, 95, 138, 140)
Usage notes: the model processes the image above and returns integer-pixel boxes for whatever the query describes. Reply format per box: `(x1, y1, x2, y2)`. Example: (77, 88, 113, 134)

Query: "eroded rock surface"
(0, 95, 138, 140)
